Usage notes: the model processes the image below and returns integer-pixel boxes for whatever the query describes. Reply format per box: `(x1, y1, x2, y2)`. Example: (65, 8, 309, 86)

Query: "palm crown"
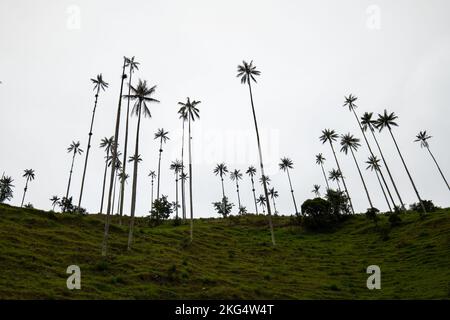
(67, 141, 83, 155)
(246, 166, 257, 177)
(170, 160, 183, 173)
(257, 194, 266, 206)
(320, 129, 339, 144)
(50, 195, 60, 205)
(91, 74, 109, 92)
(148, 171, 157, 180)
(259, 175, 271, 185)
(329, 168, 342, 181)
(312, 184, 321, 194)
(100, 136, 114, 152)
(213, 163, 228, 177)
(343, 94, 358, 111)
(124, 79, 160, 118)
(177, 97, 201, 121)
(237, 60, 261, 84)
(23, 169, 35, 181)
(154, 128, 170, 143)
(340, 133, 361, 154)
(230, 169, 243, 181)
(268, 187, 278, 199)
(366, 155, 382, 171)
(375, 109, 398, 131)
(125, 56, 139, 73)
(279, 157, 294, 171)
(414, 130, 432, 148)
(360, 112, 377, 132)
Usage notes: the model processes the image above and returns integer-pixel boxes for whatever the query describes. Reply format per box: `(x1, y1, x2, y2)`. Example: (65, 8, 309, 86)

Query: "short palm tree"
(66, 141, 83, 200)
(155, 128, 170, 199)
(312, 184, 321, 197)
(78, 74, 109, 209)
(256, 194, 267, 214)
(177, 97, 200, 241)
(50, 195, 60, 211)
(376, 110, 426, 214)
(328, 169, 343, 192)
(320, 129, 355, 214)
(178, 107, 188, 221)
(0, 175, 14, 203)
(340, 133, 374, 209)
(246, 166, 258, 214)
(170, 160, 183, 220)
(214, 163, 229, 199)
(366, 155, 392, 212)
(279, 157, 299, 215)
(148, 170, 157, 213)
(268, 187, 279, 214)
(414, 130, 449, 191)
(230, 169, 243, 211)
(315, 154, 329, 190)
(237, 60, 275, 245)
(20, 169, 35, 207)
(99, 136, 114, 213)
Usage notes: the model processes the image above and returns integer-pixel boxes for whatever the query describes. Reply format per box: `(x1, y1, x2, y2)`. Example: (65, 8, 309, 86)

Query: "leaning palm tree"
(315, 154, 330, 190)
(415, 130, 449, 191)
(155, 128, 170, 199)
(118, 56, 140, 218)
(213, 163, 229, 199)
(279, 157, 299, 215)
(99, 136, 114, 213)
(237, 60, 275, 245)
(50, 195, 60, 211)
(78, 74, 109, 209)
(328, 169, 343, 192)
(148, 170, 157, 213)
(256, 194, 267, 214)
(340, 133, 374, 209)
(20, 169, 35, 207)
(246, 166, 258, 214)
(366, 155, 392, 212)
(376, 110, 426, 214)
(361, 111, 404, 209)
(177, 107, 188, 221)
(320, 129, 355, 214)
(230, 169, 243, 211)
(177, 97, 200, 241)
(268, 187, 279, 214)
(66, 141, 83, 199)
(311, 185, 321, 197)
(170, 160, 183, 220)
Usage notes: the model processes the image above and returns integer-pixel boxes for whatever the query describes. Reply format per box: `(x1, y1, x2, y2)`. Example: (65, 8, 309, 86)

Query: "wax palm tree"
(170, 160, 183, 220)
(361, 111, 404, 209)
(148, 170, 156, 213)
(315, 154, 329, 190)
(328, 169, 342, 192)
(178, 107, 188, 221)
(279, 157, 299, 215)
(179, 172, 188, 219)
(78, 74, 109, 209)
(312, 185, 321, 197)
(320, 129, 355, 214)
(376, 110, 426, 214)
(177, 97, 200, 241)
(119, 56, 140, 218)
(259, 175, 271, 186)
(0, 175, 14, 203)
(110, 158, 122, 215)
(367, 155, 392, 212)
(66, 141, 83, 200)
(99, 136, 114, 213)
(214, 163, 229, 199)
(50, 195, 60, 211)
(415, 130, 449, 191)
(256, 194, 267, 214)
(230, 169, 243, 211)
(268, 187, 279, 214)
(340, 133, 374, 209)
(237, 60, 275, 245)
(117, 171, 129, 217)
(155, 128, 170, 199)
(246, 166, 258, 214)
(20, 169, 35, 207)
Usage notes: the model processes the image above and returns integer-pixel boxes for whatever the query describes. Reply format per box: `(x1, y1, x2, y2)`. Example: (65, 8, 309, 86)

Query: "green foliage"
(0, 176, 14, 203)
(23, 203, 34, 209)
(149, 196, 173, 226)
(325, 189, 350, 216)
(388, 211, 402, 227)
(410, 200, 438, 213)
(59, 197, 74, 212)
(212, 197, 234, 218)
(365, 207, 380, 226)
(301, 198, 337, 230)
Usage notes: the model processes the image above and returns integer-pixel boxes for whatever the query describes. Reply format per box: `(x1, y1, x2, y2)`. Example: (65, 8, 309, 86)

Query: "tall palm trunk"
(329, 141, 355, 214)
(188, 116, 194, 241)
(128, 102, 143, 250)
(180, 120, 186, 220)
(388, 128, 426, 214)
(150, 178, 154, 213)
(349, 148, 373, 208)
(369, 126, 405, 209)
(374, 168, 392, 212)
(235, 180, 241, 209)
(20, 177, 30, 207)
(247, 81, 275, 245)
(250, 177, 259, 214)
(103, 58, 127, 256)
(66, 152, 76, 199)
(175, 172, 179, 219)
(220, 176, 225, 198)
(78, 85, 100, 208)
(271, 197, 277, 215)
(285, 169, 299, 215)
(156, 138, 163, 199)
(99, 148, 110, 213)
(320, 163, 329, 190)
(426, 146, 449, 190)
(111, 171, 118, 214)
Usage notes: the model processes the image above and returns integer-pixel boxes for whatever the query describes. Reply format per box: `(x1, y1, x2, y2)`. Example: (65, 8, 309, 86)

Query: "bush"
(365, 207, 380, 226)
(388, 211, 402, 227)
(325, 189, 350, 216)
(301, 198, 338, 230)
(409, 200, 438, 213)
(212, 196, 234, 218)
(149, 195, 173, 226)
(24, 203, 34, 209)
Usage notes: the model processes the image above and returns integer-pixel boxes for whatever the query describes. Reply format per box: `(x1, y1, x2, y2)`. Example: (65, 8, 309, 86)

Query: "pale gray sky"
(1, 0, 449, 217)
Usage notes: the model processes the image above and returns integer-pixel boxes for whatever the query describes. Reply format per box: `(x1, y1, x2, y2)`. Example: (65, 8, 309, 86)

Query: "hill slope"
(0, 204, 448, 299)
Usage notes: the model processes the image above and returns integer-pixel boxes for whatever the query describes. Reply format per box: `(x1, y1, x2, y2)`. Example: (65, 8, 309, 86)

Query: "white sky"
(1, 0, 449, 217)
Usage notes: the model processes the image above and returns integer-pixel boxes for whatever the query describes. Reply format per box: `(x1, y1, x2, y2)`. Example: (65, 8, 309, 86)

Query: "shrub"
(212, 196, 234, 218)
(24, 203, 34, 209)
(410, 200, 438, 213)
(388, 211, 402, 227)
(365, 207, 380, 226)
(149, 195, 173, 226)
(0, 175, 14, 203)
(325, 189, 350, 216)
(301, 198, 338, 230)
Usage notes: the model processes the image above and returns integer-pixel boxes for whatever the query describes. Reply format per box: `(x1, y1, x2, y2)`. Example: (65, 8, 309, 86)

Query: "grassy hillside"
(0, 203, 448, 299)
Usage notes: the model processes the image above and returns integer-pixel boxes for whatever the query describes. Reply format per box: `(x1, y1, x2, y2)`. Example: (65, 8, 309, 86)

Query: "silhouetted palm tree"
(117, 170, 129, 217)
(376, 110, 426, 214)
(99, 136, 114, 213)
(178, 107, 188, 220)
(78, 74, 109, 209)
(50, 195, 60, 211)
(320, 129, 355, 214)
(312, 185, 321, 197)
(230, 169, 243, 211)
(268, 187, 279, 214)
(170, 160, 183, 220)
(361, 111, 404, 209)
(328, 169, 342, 192)
(259, 175, 271, 187)
(256, 194, 267, 214)
(155, 128, 170, 199)
(66, 141, 83, 200)
(237, 60, 275, 245)
(340, 133, 374, 209)
(177, 97, 200, 241)
(279, 157, 299, 215)
(119, 56, 140, 218)
(148, 170, 156, 213)
(366, 155, 392, 212)
(246, 166, 258, 214)
(20, 169, 35, 207)
(214, 163, 229, 199)
(315, 154, 329, 190)
(0, 175, 14, 203)
(415, 130, 449, 191)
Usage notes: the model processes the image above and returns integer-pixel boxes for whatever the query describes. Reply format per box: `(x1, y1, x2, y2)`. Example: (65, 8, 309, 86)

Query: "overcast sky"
(1, 0, 449, 218)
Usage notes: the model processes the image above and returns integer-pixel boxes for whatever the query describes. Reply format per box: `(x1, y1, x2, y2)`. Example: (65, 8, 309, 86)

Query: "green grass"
(0, 203, 449, 299)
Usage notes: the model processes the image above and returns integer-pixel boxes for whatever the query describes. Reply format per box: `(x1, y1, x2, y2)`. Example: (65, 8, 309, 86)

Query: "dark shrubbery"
(212, 197, 234, 218)
(326, 189, 351, 216)
(149, 195, 173, 226)
(365, 207, 380, 226)
(388, 211, 402, 227)
(410, 200, 438, 213)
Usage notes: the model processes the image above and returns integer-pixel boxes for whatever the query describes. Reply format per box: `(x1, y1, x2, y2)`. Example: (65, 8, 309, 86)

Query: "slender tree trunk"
(181, 120, 186, 220)
(374, 168, 392, 212)
(102, 58, 127, 256)
(220, 176, 225, 198)
(188, 116, 194, 241)
(329, 141, 355, 214)
(272, 198, 277, 215)
(320, 164, 329, 190)
(128, 104, 142, 250)
(150, 179, 154, 213)
(157, 138, 163, 199)
(247, 81, 275, 245)
(286, 169, 299, 215)
(350, 148, 373, 208)
(388, 128, 426, 214)
(111, 171, 118, 214)
(251, 177, 259, 214)
(377, 167, 396, 210)
(78, 85, 100, 208)
(66, 153, 76, 199)
(369, 126, 405, 209)
(236, 180, 241, 209)
(21, 178, 29, 207)
(99, 149, 110, 213)
(426, 146, 450, 191)
(175, 172, 179, 219)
